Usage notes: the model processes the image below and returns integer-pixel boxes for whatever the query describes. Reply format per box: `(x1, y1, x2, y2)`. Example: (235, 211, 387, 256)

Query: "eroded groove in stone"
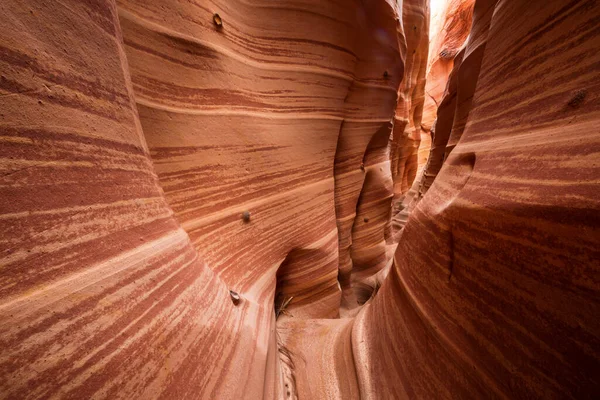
(0, 0, 598, 399)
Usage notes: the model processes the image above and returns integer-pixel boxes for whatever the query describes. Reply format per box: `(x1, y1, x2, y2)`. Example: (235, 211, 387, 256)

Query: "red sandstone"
(0, 0, 599, 398)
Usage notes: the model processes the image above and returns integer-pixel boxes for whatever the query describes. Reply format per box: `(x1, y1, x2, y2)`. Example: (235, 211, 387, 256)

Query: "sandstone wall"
(1, 0, 598, 399)
(355, 1, 600, 398)
(0, 1, 261, 398)
(0, 0, 404, 398)
(421, 0, 475, 132)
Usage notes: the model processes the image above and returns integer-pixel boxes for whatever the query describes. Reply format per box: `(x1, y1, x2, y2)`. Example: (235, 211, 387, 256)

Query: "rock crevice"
(0, 0, 598, 399)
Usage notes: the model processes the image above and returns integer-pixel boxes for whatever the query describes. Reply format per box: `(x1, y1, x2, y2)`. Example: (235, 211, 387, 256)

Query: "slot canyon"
(1, 0, 599, 398)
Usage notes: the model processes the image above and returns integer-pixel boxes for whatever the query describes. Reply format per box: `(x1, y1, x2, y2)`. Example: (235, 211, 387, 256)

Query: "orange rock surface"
(1, 0, 599, 399)
(422, 0, 475, 132)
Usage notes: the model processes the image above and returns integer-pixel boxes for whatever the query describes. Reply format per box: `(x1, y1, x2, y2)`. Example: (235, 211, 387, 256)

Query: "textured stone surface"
(389, 0, 430, 199)
(117, 0, 351, 321)
(0, 0, 402, 398)
(1, 0, 599, 399)
(422, 0, 475, 132)
(356, 1, 600, 398)
(0, 1, 256, 398)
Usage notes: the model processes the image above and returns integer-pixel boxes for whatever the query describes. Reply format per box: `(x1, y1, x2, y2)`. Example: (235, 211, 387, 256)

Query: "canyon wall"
(387, 0, 475, 243)
(283, 0, 600, 398)
(0, 0, 405, 398)
(0, 1, 269, 398)
(355, 0, 600, 398)
(421, 0, 475, 132)
(1, 0, 599, 399)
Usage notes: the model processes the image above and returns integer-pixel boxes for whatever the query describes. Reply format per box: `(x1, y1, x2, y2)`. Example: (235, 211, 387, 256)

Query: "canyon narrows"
(1, 0, 599, 399)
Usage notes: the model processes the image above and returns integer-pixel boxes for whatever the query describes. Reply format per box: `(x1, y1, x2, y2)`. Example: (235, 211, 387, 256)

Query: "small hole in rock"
(241, 210, 251, 222)
(213, 13, 223, 28)
(229, 290, 240, 305)
(568, 90, 586, 108)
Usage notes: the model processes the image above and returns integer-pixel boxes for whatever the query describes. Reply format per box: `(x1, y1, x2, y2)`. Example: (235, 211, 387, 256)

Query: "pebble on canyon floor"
(229, 290, 241, 305)
(241, 210, 251, 222)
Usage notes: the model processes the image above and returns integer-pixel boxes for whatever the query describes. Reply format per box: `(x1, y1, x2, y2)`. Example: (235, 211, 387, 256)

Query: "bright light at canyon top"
(430, 0, 447, 16)
(429, 0, 448, 37)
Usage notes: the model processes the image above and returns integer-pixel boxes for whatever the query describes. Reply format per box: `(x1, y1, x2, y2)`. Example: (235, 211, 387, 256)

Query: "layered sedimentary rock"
(0, 1, 260, 398)
(389, 0, 430, 200)
(327, 1, 403, 309)
(1, 0, 599, 399)
(393, 0, 475, 240)
(355, 1, 600, 398)
(421, 0, 475, 132)
(284, 0, 600, 398)
(0, 0, 403, 398)
(116, 0, 355, 322)
(419, 0, 496, 195)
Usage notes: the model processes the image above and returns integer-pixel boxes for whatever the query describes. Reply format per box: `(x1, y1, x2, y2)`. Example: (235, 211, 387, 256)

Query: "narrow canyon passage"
(0, 0, 599, 399)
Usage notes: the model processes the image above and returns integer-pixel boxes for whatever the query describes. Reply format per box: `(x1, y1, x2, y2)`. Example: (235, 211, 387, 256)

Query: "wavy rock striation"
(389, 0, 430, 200)
(356, 1, 600, 398)
(1, 0, 599, 399)
(0, 1, 255, 398)
(388, 0, 475, 243)
(421, 0, 475, 132)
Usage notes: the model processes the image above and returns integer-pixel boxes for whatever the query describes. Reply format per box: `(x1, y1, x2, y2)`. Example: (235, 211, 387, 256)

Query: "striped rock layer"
(357, 0, 600, 398)
(1, 1, 599, 400)
(389, 0, 430, 199)
(421, 0, 475, 133)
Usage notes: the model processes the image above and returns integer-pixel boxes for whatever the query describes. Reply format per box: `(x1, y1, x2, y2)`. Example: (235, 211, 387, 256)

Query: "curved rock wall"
(389, 0, 430, 199)
(419, 0, 496, 195)
(0, 0, 403, 398)
(1, 0, 599, 399)
(117, 0, 405, 319)
(388, 0, 475, 243)
(0, 1, 259, 398)
(355, 0, 600, 398)
(117, 0, 356, 321)
(329, 1, 403, 309)
(421, 0, 475, 132)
